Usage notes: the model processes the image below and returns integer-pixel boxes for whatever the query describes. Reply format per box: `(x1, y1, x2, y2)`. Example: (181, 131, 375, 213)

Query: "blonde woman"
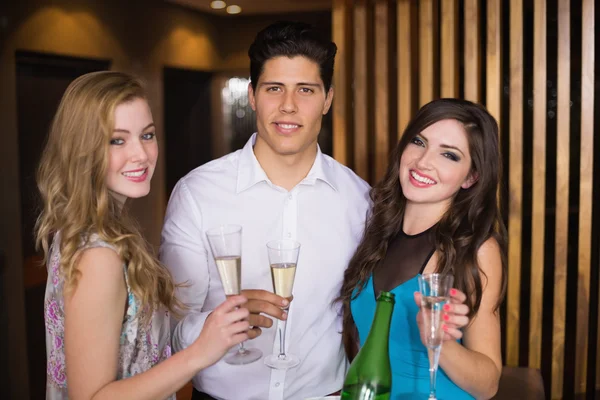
(36, 71, 249, 400)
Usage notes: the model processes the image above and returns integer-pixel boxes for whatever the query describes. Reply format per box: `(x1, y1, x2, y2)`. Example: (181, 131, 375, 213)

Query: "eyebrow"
(259, 81, 323, 88)
(113, 122, 155, 134)
(418, 134, 466, 157)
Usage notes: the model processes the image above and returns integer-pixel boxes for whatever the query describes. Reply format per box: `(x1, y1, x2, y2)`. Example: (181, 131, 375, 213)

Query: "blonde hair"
(36, 71, 181, 323)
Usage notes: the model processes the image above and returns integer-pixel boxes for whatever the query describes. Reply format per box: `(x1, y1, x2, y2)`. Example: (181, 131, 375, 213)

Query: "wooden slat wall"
(576, 0, 594, 394)
(529, 0, 547, 371)
(507, 0, 523, 369)
(330, 1, 599, 398)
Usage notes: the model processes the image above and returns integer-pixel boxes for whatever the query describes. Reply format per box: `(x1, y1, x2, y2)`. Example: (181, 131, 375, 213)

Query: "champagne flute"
(264, 239, 301, 369)
(206, 224, 262, 365)
(418, 273, 454, 400)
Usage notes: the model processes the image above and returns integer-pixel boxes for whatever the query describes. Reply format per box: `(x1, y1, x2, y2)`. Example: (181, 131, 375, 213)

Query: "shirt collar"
(236, 133, 338, 194)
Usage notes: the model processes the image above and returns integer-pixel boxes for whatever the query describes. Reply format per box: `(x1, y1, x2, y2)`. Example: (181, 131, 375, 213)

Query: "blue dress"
(351, 274, 474, 400)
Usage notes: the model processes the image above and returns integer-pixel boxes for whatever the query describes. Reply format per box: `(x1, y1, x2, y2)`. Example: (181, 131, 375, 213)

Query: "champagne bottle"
(341, 291, 394, 400)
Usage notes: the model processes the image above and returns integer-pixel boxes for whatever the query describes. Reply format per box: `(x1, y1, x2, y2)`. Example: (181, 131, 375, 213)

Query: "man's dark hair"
(248, 21, 337, 91)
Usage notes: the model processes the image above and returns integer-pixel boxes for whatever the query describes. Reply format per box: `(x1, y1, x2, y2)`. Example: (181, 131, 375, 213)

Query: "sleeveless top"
(44, 233, 175, 400)
(350, 226, 474, 400)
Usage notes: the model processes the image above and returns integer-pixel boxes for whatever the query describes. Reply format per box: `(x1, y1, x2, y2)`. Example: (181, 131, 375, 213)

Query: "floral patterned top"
(44, 233, 175, 399)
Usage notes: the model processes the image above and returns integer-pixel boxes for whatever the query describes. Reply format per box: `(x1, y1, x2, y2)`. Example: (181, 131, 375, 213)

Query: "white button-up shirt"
(160, 134, 370, 400)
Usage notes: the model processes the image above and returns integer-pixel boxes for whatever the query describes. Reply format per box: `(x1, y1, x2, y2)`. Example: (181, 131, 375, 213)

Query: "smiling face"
(248, 55, 333, 160)
(106, 97, 158, 205)
(399, 119, 477, 214)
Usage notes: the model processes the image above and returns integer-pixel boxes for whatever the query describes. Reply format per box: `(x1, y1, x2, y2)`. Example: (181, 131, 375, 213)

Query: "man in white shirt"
(160, 21, 370, 400)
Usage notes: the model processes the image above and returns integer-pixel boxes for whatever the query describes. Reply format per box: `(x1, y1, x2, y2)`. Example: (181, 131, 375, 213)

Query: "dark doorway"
(163, 67, 214, 197)
(16, 51, 110, 399)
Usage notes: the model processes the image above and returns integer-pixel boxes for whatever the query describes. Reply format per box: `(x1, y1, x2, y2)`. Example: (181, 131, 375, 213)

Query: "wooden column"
(575, 0, 595, 394)
(552, 0, 570, 396)
(507, 0, 523, 368)
(332, 0, 352, 166)
(397, 0, 415, 138)
(353, 0, 369, 181)
(374, 0, 390, 181)
(440, 0, 458, 98)
(464, 0, 481, 103)
(529, 0, 547, 371)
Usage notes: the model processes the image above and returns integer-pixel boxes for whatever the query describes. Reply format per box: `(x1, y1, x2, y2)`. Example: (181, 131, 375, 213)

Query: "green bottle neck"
(361, 295, 394, 353)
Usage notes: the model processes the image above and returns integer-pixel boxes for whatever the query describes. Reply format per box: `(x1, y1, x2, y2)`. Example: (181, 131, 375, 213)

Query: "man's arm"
(160, 180, 212, 352)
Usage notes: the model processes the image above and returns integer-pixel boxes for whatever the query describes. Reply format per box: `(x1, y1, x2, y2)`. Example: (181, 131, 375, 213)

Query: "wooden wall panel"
(575, 0, 594, 394)
(374, 0, 390, 181)
(418, 0, 435, 106)
(463, 0, 481, 103)
(553, 0, 570, 397)
(329, 1, 599, 397)
(440, 0, 458, 98)
(507, 0, 523, 368)
(397, 0, 415, 138)
(353, 0, 369, 180)
(529, 0, 547, 371)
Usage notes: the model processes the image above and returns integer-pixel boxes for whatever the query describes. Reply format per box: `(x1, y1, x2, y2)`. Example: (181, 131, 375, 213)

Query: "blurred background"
(0, 1, 598, 399)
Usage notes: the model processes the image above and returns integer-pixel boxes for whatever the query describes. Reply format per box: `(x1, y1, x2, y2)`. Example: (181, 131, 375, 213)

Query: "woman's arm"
(64, 247, 249, 400)
(437, 238, 504, 399)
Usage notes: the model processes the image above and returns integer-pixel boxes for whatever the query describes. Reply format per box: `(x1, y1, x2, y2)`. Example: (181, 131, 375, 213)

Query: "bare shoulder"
(476, 237, 503, 293)
(73, 247, 125, 296)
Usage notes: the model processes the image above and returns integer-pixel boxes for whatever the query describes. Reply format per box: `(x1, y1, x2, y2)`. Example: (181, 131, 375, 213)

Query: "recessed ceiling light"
(226, 5, 242, 14)
(210, 1, 226, 9)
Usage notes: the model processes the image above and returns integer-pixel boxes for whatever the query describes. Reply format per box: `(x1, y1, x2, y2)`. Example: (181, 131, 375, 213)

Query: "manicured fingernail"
(450, 289, 457, 296)
(282, 312, 288, 320)
(443, 304, 450, 311)
(443, 314, 450, 321)
(282, 299, 289, 306)
(443, 324, 449, 332)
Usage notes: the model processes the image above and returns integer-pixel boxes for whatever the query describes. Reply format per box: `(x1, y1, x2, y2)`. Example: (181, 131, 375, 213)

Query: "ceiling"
(167, 0, 332, 16)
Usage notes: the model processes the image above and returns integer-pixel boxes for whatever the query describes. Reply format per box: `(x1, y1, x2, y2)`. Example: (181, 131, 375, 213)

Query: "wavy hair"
(339, 98, 508, 358)
(35, 71, 181, 324)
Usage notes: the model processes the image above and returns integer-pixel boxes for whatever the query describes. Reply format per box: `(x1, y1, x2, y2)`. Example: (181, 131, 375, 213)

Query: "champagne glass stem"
(238, 342, 248, 355)
(277, 315, 289, 359)
(427, 346, 441, 400)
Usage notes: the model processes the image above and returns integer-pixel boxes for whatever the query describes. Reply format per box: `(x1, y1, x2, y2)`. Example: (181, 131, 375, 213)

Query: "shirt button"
(287, 232, 292, 238)
(275, 382, 280, 387)
(288, 194, 293, 200)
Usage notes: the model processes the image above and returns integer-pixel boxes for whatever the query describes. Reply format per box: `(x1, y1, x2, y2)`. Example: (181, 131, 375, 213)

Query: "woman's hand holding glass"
(414, 287, 470, 343)
(189, 295, 251, 370)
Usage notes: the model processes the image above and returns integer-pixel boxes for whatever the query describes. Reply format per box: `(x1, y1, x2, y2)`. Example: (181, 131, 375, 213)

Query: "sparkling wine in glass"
(264, 239, 301, 369)
(206, 224, 262, 365)
(418, 273, 454, 400)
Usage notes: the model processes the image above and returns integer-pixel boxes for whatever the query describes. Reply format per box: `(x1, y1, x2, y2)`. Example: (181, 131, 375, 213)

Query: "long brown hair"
(35, 71, 181, 323)
(339, 98, 507, 358)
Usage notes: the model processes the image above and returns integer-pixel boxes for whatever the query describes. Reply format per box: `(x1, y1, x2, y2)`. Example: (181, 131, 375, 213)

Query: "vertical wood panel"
(575, 0, 594, 394)
(529, 0, 547, 370)
(419, 0, 435, 106)
(553, 0, 570, 397)
(374, 0, 389, 181)
(332, 0, 352, 165)
(440, 0, 458, 97)
(397, 0, 414, 137)
(507, 0, 523, 369)
(464, 0, 481, 102)
(486, 0, 502, 126)
(353, 0, 369, 180)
